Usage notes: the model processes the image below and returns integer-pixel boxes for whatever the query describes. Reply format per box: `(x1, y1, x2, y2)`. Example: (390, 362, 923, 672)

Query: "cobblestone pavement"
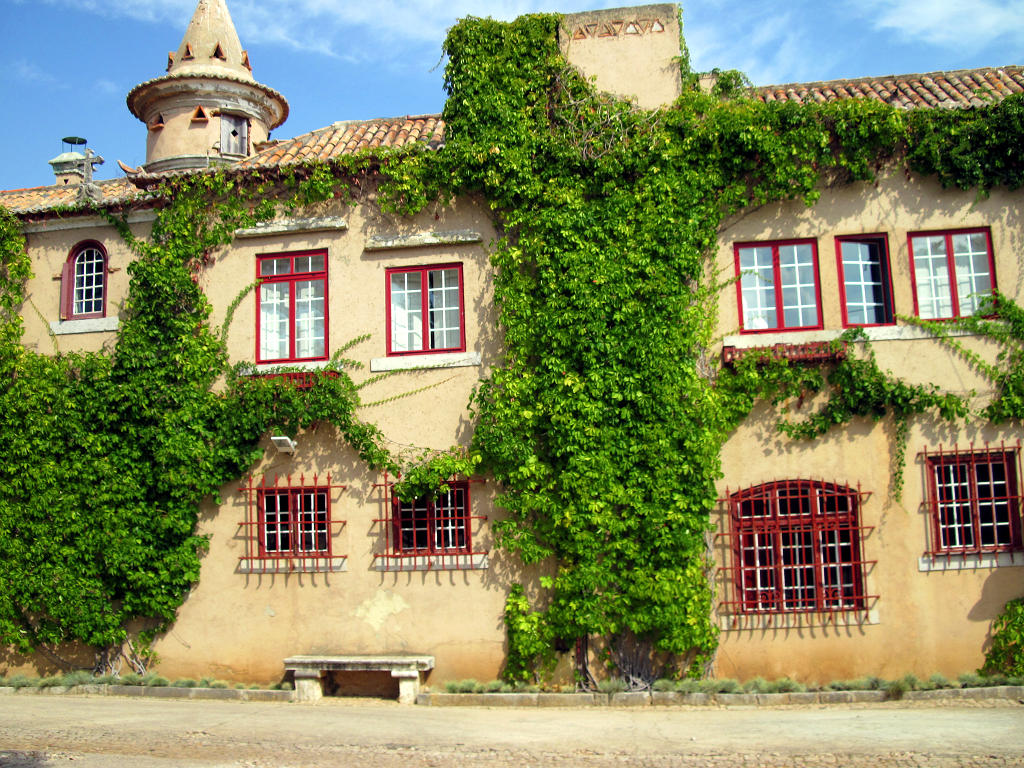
(0, 695, 1022, 767)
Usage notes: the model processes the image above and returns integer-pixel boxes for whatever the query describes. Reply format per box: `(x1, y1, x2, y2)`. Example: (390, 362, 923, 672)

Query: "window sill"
(373, 553, 488, 572)
(918, 552, 1024, 571)
(370, 351, 481, 373)
(719, 607, 879, 630)
(239, 556, 347, 574)
(722, 324, 979, 349)
(50, 316, 119, 335)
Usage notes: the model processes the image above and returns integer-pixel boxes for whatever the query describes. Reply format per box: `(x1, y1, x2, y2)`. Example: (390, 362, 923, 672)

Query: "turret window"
(221, 114, 249, 156)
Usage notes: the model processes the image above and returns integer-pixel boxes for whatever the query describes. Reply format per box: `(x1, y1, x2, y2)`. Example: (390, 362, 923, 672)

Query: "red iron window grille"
(60, 241, 107, 320)
(256, 251, 328, 364)
(721, 341, 846, 366)
(721, 480, 875, 616)
(922, 443, 1023, 557)
(254, 370, 340, 390)
(386, 264, 466, 356)
(239, 473, 346, 573)
(908, 228, 996, 320)
(735, 239, 823, 333)
(374, 473, 487, 570)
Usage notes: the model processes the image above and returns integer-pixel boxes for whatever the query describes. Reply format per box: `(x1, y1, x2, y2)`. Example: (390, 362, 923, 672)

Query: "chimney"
(48, 137, 104, 186)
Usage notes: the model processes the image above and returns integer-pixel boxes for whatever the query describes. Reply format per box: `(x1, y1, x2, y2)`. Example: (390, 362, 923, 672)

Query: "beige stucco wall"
(559, 4, 682, 109)
(147, 194, 513, 684)
(145, 109, 270, 168)
(714, 172, 1024, 682)
(19, 217, 147, 355)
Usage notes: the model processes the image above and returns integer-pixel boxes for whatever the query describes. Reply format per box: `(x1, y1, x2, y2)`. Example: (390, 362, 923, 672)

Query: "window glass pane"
(952, 233, 992, 316)
(260, 282, 290, 360)
(293, 254, 325, 274)
(912, 236, 952, 319)
(428, 268, 461, 350)
(739, 246, 776, 330)
(294, 279, 325, 359)
(260, 257, 291, 277)
(840, 240, 889, 325)
(778, 244, 817, 328)
(390, 271, 423, 351)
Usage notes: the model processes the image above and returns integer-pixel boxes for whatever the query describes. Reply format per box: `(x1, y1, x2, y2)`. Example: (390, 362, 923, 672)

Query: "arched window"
(725, 480, 871, 615)
(61, 241, 107, 320)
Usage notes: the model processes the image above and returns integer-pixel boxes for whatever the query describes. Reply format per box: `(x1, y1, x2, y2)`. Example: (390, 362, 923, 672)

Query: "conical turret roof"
(168, 0, 253, 81)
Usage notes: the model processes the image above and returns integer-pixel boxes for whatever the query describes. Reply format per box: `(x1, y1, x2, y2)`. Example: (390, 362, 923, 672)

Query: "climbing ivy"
(433, 16, 1024, 681)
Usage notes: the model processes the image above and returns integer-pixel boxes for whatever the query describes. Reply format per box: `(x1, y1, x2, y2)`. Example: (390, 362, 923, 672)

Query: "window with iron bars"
(721, 480, 874, 617)
(239, 474, 346, 573)
(374, 474, 488, 571)
(922, 444, 1023, 558)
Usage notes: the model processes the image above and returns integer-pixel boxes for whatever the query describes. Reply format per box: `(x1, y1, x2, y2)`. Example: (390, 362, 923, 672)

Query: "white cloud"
(684, 1, 836, 85)
(35, 0, 621, 60)
(853, 0, 1024, 52)
(9, 59, 64, 87)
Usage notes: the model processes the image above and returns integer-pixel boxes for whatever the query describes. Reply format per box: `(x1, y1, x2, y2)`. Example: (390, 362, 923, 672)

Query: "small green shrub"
(743, 677, 769, 693)
(597, 678, 629, 694)
(927, 673, 954, 689)
(172, 678, 198, 688)
(142, 674, 169, 687)
(208, 680, 229, 689)
(7, 675, 34, 689)
(278, 681, 293, 691)
(199, 677, 214, 688)
(959, 672, 986, 688)
(248, 684, 262, 690)
(119, 673, 144, 686)
(771, 677, 806, 693)
(884, 678, 909, 700)
(982, 598, 1024, 677)
(674, 679, 701, 694)
(483, 680, 505, 693)
(60, 671, 94, 687)
(37, 675, 64, 688)
(652, 679, 676, 692)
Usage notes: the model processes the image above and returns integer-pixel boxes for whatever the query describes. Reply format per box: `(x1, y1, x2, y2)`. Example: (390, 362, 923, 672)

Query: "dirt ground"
(0, 694, 1022, 767)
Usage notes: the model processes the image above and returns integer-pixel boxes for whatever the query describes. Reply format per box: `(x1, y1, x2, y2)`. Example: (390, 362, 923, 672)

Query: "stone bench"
(284, 655, 434, 704)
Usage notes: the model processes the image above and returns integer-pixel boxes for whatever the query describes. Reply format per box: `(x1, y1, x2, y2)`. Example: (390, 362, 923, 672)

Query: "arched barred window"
(61, 241, 107, 320)
(726, 480, 871, 615)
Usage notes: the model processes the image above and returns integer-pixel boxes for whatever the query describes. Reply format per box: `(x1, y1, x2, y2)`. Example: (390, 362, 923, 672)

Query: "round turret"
(126, 0, 288, 173)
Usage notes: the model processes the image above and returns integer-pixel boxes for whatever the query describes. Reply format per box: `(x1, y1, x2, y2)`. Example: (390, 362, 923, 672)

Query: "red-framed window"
(908, 228, 995, 320)
(256, 250, 327, 364)
(723, 480, 873, 615)
(239, 473, 346, 573)
(374, 473, 488, 570)
(392, 482, 472, 555)
(386, 264, 465, 355)
(735, 240, 823, 333)
(835, 234, 894, 327)
(922, 444, 1023, 557)
(60, 241, 107, 320)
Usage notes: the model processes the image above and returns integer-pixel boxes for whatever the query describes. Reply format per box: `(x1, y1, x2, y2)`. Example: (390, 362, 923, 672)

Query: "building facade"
(2, 0, 1023, 688)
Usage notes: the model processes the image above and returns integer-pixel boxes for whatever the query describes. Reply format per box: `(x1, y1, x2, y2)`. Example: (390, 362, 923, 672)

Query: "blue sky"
(1, 0, 1021, 190)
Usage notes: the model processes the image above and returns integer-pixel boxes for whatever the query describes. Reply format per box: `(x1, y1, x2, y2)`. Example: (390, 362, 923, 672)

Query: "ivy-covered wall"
(1, 7, 1023, 685)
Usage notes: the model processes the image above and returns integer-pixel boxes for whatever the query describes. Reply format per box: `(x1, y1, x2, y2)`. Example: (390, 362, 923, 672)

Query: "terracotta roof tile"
(755, 66, 1022, 108)
(0, 178, 143, 216)
(4, 66, 1019, 217)
(236, 115, 445, 171)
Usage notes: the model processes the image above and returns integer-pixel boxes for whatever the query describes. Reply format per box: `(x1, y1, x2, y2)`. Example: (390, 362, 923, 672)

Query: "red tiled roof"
(3, 66, 1021, 217)
(756, 66, 1023, 108)
(235, 115, 445, 169)
(0, 178, 143, 216)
